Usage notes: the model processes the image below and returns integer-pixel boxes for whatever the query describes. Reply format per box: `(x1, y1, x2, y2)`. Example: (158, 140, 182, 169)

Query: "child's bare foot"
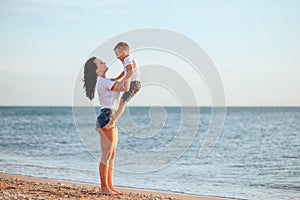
(103, 120, 115, 130)
(100, 186, 116, 196)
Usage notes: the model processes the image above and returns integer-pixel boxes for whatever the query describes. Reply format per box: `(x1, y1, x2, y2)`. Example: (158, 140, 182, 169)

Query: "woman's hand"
(111, 81, 130, 92)
(120, 80, 130, 91)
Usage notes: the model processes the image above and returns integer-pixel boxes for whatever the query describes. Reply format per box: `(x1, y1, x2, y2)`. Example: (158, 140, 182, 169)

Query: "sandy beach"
(0, 173, 225, 200)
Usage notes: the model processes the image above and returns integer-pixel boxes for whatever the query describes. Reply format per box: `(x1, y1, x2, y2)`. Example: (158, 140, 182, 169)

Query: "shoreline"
(0, 173, 227, 200)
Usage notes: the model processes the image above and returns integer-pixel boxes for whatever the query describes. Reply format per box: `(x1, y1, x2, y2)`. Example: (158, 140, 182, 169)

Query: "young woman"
(83, 57, 129, 195)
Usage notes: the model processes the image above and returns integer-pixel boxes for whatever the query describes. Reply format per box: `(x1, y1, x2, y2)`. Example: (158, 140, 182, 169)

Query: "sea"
(0, 106, 299, 200)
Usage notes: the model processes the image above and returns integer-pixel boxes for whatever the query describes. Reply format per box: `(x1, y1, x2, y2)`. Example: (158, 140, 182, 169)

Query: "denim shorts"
(96, 108, 115, 129)
(121, 81, 141, 103)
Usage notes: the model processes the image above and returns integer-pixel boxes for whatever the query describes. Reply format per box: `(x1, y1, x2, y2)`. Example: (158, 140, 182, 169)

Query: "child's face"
(114, 48, 128, 60)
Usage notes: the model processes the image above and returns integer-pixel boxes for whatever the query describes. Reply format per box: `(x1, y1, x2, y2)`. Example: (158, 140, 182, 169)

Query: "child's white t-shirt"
(96, 77, 120, 111)
(122, 55, 140, 81)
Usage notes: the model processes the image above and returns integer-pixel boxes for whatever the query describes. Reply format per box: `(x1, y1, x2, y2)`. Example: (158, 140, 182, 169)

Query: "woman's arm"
(111, 71, 125, 81)
(111, 81, 130, 92)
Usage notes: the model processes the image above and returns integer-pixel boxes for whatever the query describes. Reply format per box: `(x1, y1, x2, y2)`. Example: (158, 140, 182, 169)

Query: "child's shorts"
(121, 81, 141, 103)
(96, 108, 115, 129)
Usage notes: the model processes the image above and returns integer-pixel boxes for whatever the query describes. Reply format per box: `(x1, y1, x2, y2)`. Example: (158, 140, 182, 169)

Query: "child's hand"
(103, 120, 116, 130)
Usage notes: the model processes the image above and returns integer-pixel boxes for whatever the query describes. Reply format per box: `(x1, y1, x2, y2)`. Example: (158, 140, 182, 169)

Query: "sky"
(0, 0, 299, 106)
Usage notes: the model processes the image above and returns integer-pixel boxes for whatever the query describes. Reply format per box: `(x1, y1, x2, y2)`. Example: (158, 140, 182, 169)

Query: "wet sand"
(0, 173, 226, 200)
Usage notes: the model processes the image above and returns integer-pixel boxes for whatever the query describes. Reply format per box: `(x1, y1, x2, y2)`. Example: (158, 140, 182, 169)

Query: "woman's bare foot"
(109, 186, 123, 195)
(100, 186, 115, 196)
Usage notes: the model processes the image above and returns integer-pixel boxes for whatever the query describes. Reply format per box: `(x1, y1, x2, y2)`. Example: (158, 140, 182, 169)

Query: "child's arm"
(120, 64, 135, 88)
(111, 71, 125, 81)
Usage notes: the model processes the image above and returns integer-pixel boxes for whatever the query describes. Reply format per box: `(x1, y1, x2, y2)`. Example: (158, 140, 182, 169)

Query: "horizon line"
(1, 105, 300, 108)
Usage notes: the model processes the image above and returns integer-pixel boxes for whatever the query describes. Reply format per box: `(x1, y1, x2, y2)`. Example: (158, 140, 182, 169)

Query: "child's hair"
(83, 57, 97, 101)
(114, 42, 129, 52)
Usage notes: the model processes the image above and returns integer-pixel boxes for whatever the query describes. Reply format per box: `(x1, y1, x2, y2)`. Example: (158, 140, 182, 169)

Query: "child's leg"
(116, 81, 141, 121)
(113, 101, 126, 122)
(103, 101, 126, 130)
(103, 81, 141, 130)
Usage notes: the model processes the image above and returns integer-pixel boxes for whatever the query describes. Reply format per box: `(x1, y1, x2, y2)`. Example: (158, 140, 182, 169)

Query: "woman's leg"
(107, 127, 123, 194)
(97, 128, 116, 195)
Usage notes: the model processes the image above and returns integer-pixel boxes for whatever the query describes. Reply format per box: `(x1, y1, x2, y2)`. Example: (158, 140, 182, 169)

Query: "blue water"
(0, 107, 299, 199)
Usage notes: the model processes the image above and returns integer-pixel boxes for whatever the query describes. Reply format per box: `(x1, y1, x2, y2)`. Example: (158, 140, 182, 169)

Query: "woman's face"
(94, 58, 108, 76)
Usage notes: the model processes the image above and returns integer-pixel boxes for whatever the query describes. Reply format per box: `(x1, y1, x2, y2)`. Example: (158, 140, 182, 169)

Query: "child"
(103, 42, 141, 129)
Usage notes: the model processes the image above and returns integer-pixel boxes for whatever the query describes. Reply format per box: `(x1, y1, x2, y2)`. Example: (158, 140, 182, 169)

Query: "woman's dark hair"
(83, 57, 97, 100)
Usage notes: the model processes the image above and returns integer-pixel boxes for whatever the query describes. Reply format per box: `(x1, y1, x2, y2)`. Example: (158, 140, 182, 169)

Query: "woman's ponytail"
(83, 57, 97, 100)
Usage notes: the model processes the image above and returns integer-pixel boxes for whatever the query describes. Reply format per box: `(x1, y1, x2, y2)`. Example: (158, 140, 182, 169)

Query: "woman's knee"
(110, 151, 115, 160)
(102, 148, 114, 160)
(100, 129, 117, 164)
(107, 149, 116, 161)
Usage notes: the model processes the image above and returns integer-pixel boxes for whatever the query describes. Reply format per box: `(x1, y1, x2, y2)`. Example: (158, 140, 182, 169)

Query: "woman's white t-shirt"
(96, 77, 120, 111)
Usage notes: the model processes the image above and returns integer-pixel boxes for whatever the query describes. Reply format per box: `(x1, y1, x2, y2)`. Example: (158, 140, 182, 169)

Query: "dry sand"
(0, 173, 226, 200)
